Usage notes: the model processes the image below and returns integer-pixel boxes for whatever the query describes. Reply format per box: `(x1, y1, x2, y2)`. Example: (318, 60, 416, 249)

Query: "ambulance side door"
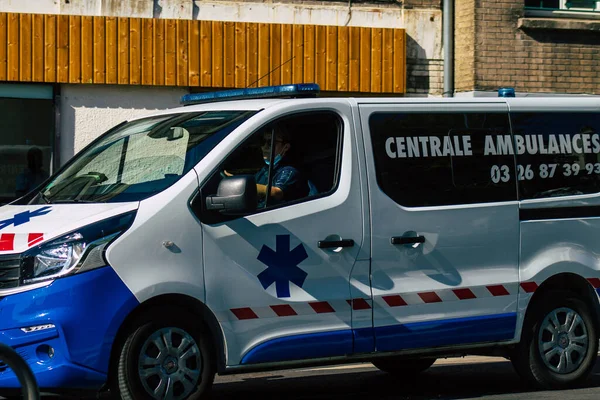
(196, 101, 370, 366)
(360, 103, 521, 353)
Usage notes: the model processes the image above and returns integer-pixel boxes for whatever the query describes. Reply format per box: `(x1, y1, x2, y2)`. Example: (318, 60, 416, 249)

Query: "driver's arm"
(257, 167, 300, 203)
(256, 184, 284, 201)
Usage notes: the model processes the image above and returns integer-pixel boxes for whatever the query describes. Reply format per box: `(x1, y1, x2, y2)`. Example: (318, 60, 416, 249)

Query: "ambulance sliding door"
(360, 102, 521, 352)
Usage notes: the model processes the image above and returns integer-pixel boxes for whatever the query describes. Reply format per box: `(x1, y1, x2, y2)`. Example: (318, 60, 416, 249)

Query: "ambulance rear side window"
(369, 112, 517, 207)
(511, 112, 600, 200)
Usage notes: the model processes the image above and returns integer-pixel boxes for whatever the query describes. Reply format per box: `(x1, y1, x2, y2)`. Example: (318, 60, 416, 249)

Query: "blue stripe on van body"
(373, 312, 517, 352)
(353, 327, 376, 353)
(240, 313, 517, 365)
(241, 330, 353, 364)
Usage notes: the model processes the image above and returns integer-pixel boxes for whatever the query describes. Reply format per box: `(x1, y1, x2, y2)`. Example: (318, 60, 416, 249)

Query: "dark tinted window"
(524, 0, 560, 9)
(0, 98, 54, 205)
(511, 112, 600, 200)
(369, 112, 517, 207)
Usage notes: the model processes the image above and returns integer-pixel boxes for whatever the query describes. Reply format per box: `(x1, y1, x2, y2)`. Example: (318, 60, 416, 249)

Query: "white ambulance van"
(0, 84, 599, 399)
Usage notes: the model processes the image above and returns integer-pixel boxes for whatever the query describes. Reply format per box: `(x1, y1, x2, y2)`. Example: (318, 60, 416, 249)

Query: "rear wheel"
(511, 290, 598, 389)
(372, 357, 436, 376)
(115, 310, 215, 400)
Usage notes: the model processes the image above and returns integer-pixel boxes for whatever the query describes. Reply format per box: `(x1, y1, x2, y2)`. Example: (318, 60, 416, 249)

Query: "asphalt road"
(4, 356, 600, 399)
(212, 356, 600, 400)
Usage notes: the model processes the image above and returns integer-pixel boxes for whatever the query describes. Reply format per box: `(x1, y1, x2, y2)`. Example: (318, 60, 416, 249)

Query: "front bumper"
(0, 266, 138, 389)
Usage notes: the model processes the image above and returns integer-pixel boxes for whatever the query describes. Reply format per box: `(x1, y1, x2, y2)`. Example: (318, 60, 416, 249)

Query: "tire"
(114, 309, 215, 400)
(372, 357, 436, 376)
(511, 290, 598, 389)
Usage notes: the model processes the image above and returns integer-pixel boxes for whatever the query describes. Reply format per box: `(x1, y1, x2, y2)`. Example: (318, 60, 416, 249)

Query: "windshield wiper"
(38, 192, 51, 204)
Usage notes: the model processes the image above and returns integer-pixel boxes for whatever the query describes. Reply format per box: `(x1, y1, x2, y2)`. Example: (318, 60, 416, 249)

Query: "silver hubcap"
(538, 307, 589, 374)
(138, 327, 202, 400)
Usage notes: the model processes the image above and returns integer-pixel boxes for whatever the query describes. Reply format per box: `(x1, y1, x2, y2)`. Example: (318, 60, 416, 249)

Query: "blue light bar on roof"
(498, 87, 515, 97)
(181, 83, 320, 106)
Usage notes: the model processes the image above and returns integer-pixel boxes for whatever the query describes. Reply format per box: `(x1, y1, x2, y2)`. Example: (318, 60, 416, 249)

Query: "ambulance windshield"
(33, 110, 256, 204)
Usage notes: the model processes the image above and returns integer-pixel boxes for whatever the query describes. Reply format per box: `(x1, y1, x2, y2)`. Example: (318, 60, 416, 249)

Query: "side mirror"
(167, 127, 186, 141)
(206, 175, 257, 213)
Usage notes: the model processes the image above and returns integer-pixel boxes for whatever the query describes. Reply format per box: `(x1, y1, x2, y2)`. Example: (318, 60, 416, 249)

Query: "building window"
(525, 0, 600, 11)
(0, 90, 55, 206)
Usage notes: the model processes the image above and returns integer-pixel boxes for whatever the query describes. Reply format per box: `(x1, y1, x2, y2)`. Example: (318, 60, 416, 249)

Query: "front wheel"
(511, 290, 598, 389)
(115, 310, 215, 400)
(372, 357, 436, 376)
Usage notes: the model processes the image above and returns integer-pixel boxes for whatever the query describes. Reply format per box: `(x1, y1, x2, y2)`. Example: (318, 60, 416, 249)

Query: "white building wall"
(59, 85, 187, 163)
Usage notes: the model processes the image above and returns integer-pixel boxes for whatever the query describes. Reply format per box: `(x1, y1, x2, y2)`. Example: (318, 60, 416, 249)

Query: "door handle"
(391, 236, 425, 245)
(318, 239, 354, 249)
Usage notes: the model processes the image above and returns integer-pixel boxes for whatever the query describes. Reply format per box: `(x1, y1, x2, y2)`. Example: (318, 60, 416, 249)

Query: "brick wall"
(404, 0, 441, 8)
(407, 59, 443, 95)
(461, 0, 600, 95)
(454, 0, 476, 92)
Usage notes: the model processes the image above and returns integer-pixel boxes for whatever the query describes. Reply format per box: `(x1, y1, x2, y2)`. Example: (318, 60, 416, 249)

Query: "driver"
(254, 125, 308, 208)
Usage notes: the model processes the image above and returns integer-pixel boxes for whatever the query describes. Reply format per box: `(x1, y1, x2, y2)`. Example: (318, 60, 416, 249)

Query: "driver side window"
(198, 111, 342, 224)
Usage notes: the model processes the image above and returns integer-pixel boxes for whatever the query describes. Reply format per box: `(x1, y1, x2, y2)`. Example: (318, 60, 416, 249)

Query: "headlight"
(29, 233, 85, 282)
(20, 211, 136, 285)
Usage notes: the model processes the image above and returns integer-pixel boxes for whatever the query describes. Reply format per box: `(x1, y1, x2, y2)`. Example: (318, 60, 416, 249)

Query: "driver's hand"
(220, 170, 233, 179)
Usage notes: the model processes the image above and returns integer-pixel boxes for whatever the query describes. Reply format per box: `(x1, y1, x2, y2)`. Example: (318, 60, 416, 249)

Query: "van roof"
(148, 98, 289, 116)
(131, 95, 600, 121)
(354, 96, 600, 111)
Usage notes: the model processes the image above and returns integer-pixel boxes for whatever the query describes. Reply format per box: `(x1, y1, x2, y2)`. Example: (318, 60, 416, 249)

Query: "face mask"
(264, 154, 282, 166)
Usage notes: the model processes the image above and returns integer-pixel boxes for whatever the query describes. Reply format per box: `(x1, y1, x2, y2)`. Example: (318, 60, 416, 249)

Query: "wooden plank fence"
(0, 12, 406, 93)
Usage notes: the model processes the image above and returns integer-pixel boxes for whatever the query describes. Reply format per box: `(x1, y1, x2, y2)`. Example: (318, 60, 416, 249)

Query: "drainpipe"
(443, 0, 454, 97)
